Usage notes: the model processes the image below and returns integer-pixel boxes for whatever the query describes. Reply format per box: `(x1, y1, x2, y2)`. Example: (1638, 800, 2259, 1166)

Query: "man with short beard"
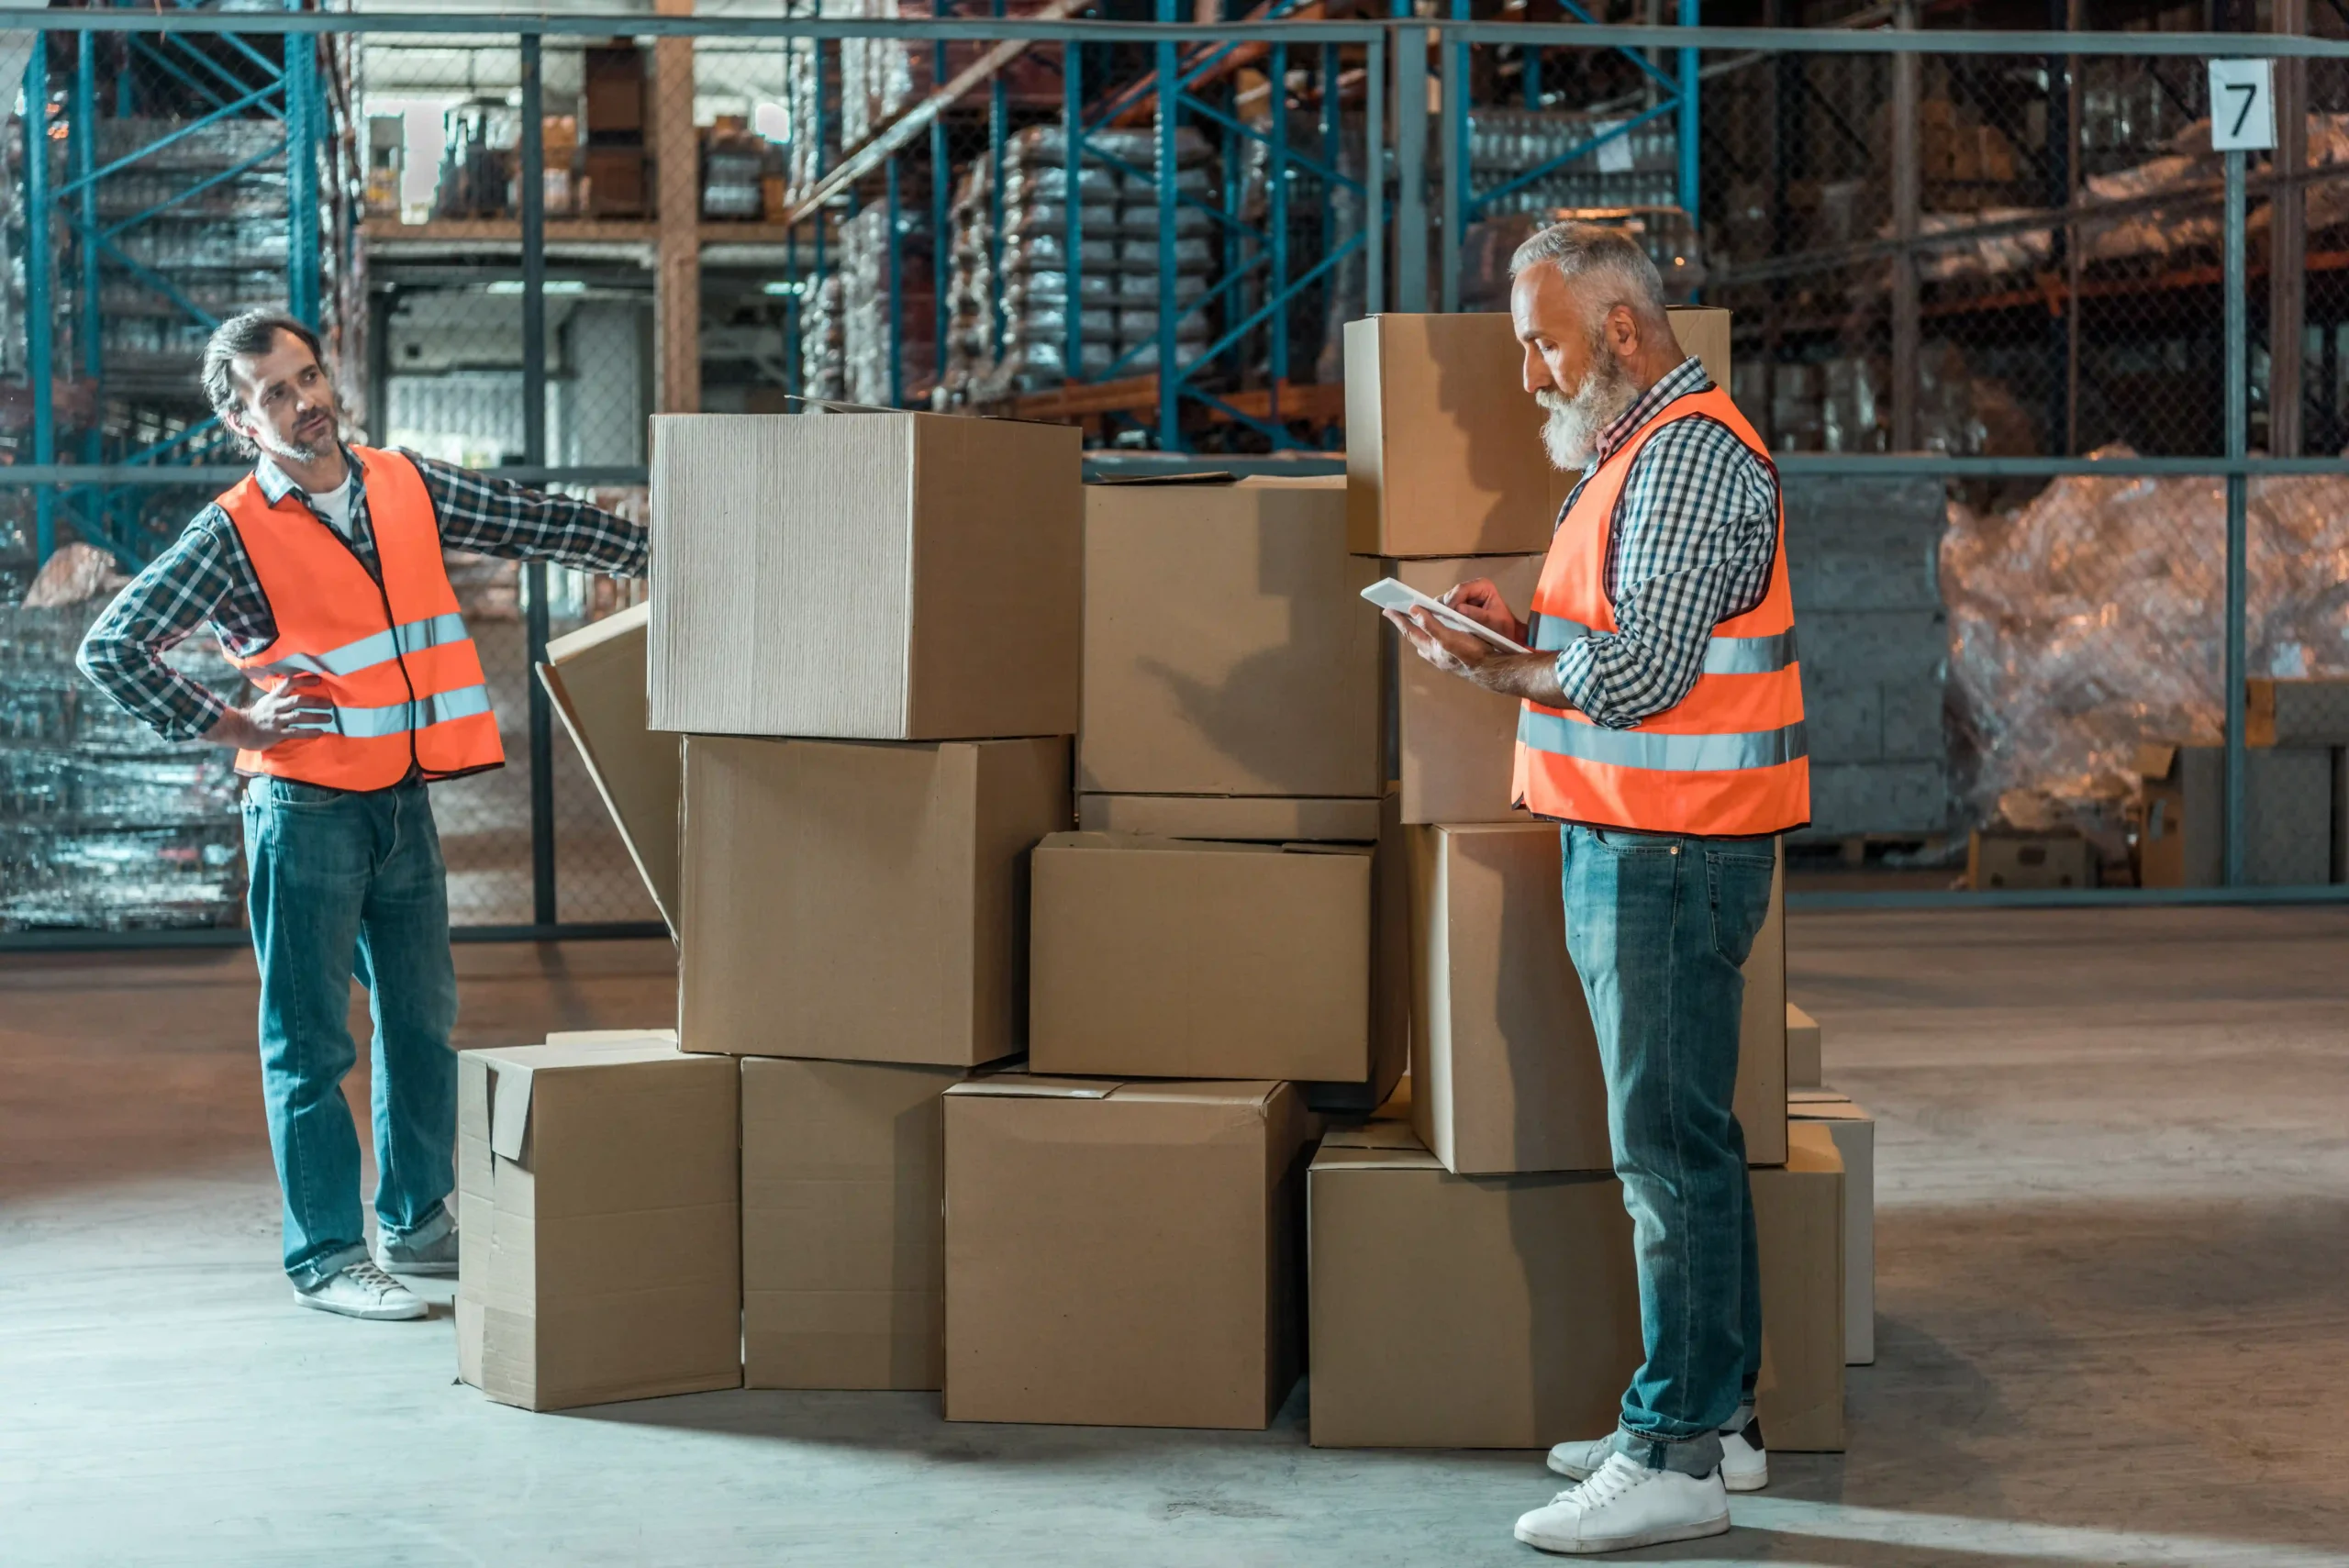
(78, 310, 648, 1321)
(1386, 224, 1808, 1554)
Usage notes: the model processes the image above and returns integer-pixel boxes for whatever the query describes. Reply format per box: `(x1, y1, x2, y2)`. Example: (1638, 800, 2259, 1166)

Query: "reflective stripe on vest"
(1533, 616, 1800, 676)
(1518, 707, 1809, 773)
(216, 446, 506, 792)
(249, 611, 472, 680)
(1512, 382, 1809, 836)
(322, 684, 497, 740)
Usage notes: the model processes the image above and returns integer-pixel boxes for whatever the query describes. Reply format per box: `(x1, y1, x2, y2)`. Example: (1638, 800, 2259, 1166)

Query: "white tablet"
(1360, 577, 1532, 654)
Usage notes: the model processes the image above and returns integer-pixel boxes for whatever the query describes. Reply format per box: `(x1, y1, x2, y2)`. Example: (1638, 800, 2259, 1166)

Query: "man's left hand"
(1386, 607, 1571, 707)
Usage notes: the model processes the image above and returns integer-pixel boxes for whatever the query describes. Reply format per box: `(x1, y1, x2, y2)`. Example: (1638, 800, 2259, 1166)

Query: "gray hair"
(201, 309, 328, 450)
(1508, 221, 1672, 329)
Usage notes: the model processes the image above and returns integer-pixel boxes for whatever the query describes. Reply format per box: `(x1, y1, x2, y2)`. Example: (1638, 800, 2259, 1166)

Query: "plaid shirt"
(77, 447, 648, 743)
(1552, 356, 1780, 728)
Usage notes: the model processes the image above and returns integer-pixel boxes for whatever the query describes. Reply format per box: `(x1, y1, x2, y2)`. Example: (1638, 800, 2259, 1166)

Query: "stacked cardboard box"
(2136, 678, 2349, 887)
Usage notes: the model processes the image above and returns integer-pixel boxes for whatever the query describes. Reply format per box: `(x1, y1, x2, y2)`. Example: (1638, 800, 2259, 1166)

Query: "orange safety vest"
(1510, 384, 1809, 837)
(217, 446, 504, 791)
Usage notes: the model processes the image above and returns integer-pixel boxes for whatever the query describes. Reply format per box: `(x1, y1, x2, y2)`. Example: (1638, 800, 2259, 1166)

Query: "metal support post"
(990, 0, 1008, 359)
(813, 40, 828, 285)
(1890, 0, 1919, 450)
(1393, 3, 1428, 313)
(1366, 29, 1386, 315)
(1269, 40, 1288, 406)
(2223, 147, 2248, 889)
(27, 38, 55, 566)
(1156, 0, 1179, 449)
(886, 154, 906, 406)
(932, 37, 951, 392)
(1319, 40, 1337, 288)
(1439, 1, 1464, 315)
(1676, 0, 1699, 246)
(1526, 39, 1542, 109)
(284, 22, 320, 329)
(2271, 0, 2308, 456)
(520, 34, 556, 929)
(1064, 37, 1083, 384)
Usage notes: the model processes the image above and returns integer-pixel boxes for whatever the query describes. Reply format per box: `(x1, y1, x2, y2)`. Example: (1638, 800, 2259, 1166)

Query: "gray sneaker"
(295, 1259, 429, 1321)
(375, 1221, 459, 1278)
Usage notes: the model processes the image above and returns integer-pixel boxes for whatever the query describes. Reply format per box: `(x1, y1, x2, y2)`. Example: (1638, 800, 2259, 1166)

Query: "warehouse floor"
(6, 908, 2347, 1567)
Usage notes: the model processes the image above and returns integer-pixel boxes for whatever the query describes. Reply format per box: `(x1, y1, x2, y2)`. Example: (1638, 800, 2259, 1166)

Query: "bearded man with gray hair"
(1386, 222, 1808, 1554)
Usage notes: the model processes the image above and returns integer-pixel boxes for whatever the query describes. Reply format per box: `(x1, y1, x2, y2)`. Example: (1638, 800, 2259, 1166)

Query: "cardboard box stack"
(464, 306, 1857, 1458)
(2137, 678, 2349, 887)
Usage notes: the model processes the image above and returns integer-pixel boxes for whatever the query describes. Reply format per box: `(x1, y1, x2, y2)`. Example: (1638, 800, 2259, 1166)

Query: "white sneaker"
(294, 1259, 429, 1321)
(1548, 1419, 1767, 1493)
(1514, 1452, 1731, 1555)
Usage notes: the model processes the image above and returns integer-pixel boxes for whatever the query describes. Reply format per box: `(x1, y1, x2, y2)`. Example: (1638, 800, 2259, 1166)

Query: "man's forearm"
(1468, 651, 1572, 708)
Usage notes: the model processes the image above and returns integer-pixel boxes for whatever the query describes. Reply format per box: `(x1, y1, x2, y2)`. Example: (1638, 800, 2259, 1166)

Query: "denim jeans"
(1559, 824, 1776, 1478)
(241, 775, 460, 1289)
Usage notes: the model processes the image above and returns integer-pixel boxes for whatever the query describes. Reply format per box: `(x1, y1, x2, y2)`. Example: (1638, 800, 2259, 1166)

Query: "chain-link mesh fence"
(2, 11, 2340, 928)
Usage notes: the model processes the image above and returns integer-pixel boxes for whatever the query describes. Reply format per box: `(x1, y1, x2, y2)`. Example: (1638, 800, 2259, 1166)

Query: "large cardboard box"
(648, 411, 1081, 740)
(455, 1040, 740, 1412)
(1307, 1119, 1640, 1449)
(1389, 554, 1542, 825)
(1342, 307, 1731, 560)
(1076, 792, 1383, 842)
(1408, 825, 1788, 1173)
(1790, 1091, 1876, 1366)
(941, 1074, 1311, 1429)
(1080, 475, 1382, 800)
(679, 735, 1071, 1065)
(741, 1057, 963, 1390)
(2246, 676, 2349, 746)
(536, 602, 680, 931)
(1308, 1117, 1842, 1451)
(1028, 819, 1406, 1102)
(2136, 741, 2332, 887)
(1751, 1122, 1847, 1449)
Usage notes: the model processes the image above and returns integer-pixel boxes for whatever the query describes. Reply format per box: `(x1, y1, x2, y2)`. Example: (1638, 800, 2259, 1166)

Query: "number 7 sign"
(2208, 59, 2277, 152)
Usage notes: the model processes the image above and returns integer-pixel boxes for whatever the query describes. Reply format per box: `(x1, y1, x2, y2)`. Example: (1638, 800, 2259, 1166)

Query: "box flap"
(1314, 1118, 1443, 1170)
(488, 1060, 535, 1161)
(1108, 1080, 1282, 1108)
(1089, 472, 1238, 487)
(1784, 1120, 1846, 1173)
(2135, 741, 2180, 781)
(1787, 1003, 1818, 1031)
(545, 597, 650, 662)
(1787, 1087, 1851, 1106)
(1039, 829, 1286, 857)
(945, 1073, 1121, 1101)
(545, 1027, 678, 1048)
(536, 600, 680, 933)
(1790, 1097, 1872, 1125)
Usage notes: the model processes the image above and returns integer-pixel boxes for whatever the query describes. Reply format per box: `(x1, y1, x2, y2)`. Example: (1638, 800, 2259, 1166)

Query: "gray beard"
(259, 419, 339, 467)
(1536, 362, 1638, 470)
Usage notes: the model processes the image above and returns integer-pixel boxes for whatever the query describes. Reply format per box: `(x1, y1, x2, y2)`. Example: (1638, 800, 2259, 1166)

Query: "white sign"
(2208, 59, 2277, 152)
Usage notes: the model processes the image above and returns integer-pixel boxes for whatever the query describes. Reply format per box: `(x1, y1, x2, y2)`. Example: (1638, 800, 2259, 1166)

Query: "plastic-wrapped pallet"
(1108, 130, 1219, 374)
(840, 197, 939, 406)
(800, 272, 848, 402)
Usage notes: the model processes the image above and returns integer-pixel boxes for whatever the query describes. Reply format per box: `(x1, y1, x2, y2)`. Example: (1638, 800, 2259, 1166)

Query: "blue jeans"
(241, 775, 460, 1289)
(1560, 824, 1776, 1478)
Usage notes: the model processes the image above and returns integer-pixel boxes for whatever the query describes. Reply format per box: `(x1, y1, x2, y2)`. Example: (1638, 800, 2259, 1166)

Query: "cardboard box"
(1790, 1091, 1876, 1366)
(1307, 1119, 1640, 1449)
(1389, 554, 1542, 825)
(741, 1057, 963, 1390)
(1080, 475, 1382, 799)
(1787, 1002, 1821, 1089)
(1342, 306, 1730, 560)
(455, 1040, 740, 1412)
(583, 145, 644, 217)
(2246, 677, 2349, 746)
(1408, 825, 1788, 1174)
(1967, 828, 2095, 890)
(1029, 821, 1406, 1101)
(2136, 741, 2332, 887)
(679, 735, 1071, 1066)
(1751, 1122, 1847, 1449)
(1076, 792, 1383, 842)
(537, 602, 680, 932)
(1308, 1117, 1839, 1451)
(649, 411, 1081, 740)
(942, 1074, 1311, 1429)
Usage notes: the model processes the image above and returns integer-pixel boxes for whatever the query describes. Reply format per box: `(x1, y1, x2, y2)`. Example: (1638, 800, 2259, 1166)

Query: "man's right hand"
(205, 677, 335, 751)
(1442, 579, 1529, 645)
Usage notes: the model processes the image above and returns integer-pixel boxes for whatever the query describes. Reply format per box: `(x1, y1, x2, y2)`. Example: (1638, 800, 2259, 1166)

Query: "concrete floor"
(5, 908, 2347, 1566)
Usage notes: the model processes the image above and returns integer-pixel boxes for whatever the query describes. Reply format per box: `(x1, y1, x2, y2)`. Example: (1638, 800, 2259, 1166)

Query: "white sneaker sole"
(374, 1253, 457, 1278)
(294, 1287, 428, 1321)
(1514, 1511, 1731, 1555)
(1549, 1455, 1766, 1493)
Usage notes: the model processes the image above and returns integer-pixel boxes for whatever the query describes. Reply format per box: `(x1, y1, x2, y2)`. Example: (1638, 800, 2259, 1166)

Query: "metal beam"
(2223, 147, 2249, 889)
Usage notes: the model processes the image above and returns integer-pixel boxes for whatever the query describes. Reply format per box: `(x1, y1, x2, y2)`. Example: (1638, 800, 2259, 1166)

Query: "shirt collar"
(1590, 355, 1712, 468)
(255, 444, 364, 506)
